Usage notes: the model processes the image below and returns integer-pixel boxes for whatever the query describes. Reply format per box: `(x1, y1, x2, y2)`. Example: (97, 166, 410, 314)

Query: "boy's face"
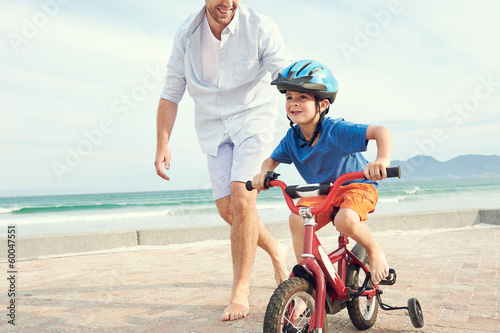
(285, 90, 325, 126)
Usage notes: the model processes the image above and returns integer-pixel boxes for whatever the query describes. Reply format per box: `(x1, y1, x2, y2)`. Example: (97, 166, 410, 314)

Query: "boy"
(252, 60, 392, 284)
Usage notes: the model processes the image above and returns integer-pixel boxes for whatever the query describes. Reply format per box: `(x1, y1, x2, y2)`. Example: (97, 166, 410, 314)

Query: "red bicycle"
(247, 167, 424, 332)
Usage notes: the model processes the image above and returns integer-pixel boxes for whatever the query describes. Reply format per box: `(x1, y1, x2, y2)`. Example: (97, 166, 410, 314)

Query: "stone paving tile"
(0, 225, 498, 332)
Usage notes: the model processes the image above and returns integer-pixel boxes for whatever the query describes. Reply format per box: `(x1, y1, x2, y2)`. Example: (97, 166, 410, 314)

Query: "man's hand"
(154, 147, 171, 181)
(363, 158, 391, 181)
(155, 99, 178, 181)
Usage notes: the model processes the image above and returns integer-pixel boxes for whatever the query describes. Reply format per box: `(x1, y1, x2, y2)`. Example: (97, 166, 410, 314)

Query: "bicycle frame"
(269, 171, 377, 330)
(256, 166, 424, 331)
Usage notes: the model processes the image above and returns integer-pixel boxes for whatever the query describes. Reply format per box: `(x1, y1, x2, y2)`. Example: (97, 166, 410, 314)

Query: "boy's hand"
(364, 159, 391, 181)
(252, 172, 268, 191)
(252, 158, 280, 191)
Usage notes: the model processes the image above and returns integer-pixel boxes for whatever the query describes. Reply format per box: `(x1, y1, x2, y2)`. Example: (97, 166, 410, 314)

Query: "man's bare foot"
(367, 249, 389, 285)
(221, 302, 250, 321)
(273, 243, 289, 285)
(293, 297, 308, 321)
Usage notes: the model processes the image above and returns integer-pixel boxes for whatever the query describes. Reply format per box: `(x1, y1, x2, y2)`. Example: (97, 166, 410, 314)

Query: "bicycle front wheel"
(263, 277, 328, 333)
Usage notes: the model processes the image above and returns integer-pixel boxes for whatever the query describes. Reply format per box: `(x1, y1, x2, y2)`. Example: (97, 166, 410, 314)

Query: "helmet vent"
(310, 67, 322, 75)
(296, 61, 312, 76)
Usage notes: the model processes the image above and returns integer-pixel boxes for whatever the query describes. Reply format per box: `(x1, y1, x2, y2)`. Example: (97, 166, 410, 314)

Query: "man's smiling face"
(205, 0, 239, 26)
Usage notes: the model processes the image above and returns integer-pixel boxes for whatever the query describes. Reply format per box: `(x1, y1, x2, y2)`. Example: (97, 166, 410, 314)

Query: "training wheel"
(407, 298, 424, 328)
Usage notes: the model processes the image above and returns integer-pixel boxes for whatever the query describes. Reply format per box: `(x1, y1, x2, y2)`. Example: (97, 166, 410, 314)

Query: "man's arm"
(154, 98, 178, 180)
(365, 125, 392, 181)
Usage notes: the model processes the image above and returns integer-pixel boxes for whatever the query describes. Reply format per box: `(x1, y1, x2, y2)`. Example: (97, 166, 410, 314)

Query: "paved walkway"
(1, 224, 499, 332)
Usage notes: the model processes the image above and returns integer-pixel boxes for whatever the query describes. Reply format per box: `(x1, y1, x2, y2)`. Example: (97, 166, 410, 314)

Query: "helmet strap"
(301, 111, 324, 148)
(289, 99, 329, 148)
(288, 116, 309, 146)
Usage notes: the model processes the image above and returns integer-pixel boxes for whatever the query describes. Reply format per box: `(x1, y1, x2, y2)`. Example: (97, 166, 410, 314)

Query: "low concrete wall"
(314, 209, 482, 238)
(479, 209, 500, 225)
(367, 209, 482, 232)
(1, 209, 498, 260)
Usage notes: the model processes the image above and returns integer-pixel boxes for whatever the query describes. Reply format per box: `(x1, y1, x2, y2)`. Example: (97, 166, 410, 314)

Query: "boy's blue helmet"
(271, 60, 338, 103)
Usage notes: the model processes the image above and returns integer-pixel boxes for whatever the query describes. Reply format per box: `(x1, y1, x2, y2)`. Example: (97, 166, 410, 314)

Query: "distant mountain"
(391, 154, 500, 179)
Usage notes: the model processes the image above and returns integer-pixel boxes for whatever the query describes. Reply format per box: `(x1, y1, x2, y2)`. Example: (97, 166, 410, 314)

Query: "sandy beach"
(1, 209, 499, 332)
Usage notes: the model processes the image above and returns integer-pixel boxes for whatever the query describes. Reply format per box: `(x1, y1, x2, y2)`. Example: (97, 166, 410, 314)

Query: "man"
(154, 0, 293, 321)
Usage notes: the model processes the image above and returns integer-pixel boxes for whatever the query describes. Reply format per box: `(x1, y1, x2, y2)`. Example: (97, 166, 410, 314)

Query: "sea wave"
(0, 209, 175, 226)
(404, 186, 420, 195)
(0, 207, 15, 214)
(4, 201, 214, 215)
(0, 204, 222, 226)
(379, 186, 453, 198)
(378, 196, 424, 203)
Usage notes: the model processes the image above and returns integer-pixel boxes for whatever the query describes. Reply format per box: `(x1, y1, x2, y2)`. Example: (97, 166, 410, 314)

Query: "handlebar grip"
(245, 181, 254, 191)
(285, 183, 331, 199)
(387, 166, 401, 178)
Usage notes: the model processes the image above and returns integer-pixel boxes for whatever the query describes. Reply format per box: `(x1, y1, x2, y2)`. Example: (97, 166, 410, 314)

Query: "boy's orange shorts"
(296, 183, 378, 231)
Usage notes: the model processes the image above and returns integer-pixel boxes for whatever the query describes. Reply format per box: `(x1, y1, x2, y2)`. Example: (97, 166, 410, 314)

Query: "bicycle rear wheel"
(346, 267, 378, 330)
(263, 277, 328, 333)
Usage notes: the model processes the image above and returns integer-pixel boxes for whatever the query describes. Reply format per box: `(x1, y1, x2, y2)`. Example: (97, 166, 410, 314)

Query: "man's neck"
(205, 10, 230, 41)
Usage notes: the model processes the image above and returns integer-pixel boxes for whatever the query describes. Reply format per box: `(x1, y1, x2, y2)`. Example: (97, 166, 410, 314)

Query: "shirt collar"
(187, 5, 240, 37)
(186, 6, 206, 36)
(224, 6, 239, 35)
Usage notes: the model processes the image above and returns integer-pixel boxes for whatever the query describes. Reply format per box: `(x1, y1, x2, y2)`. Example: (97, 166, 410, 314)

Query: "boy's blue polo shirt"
(271, 117, 377, 187)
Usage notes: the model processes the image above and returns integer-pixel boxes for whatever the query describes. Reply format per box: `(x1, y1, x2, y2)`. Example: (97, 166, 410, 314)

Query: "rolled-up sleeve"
(258, 17, 293, 80)
(161, 27, 188, 104)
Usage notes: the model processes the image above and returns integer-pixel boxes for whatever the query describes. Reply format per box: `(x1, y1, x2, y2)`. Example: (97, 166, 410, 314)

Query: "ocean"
(1, 177, 500, 237)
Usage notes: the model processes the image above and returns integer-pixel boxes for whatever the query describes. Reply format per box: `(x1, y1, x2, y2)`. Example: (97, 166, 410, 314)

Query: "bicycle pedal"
(379, 268, 397, 285)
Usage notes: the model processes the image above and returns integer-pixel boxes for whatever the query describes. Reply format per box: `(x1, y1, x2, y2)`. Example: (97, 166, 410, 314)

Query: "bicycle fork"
(295, 208, 374, 332)
(295, 208, 333, 332)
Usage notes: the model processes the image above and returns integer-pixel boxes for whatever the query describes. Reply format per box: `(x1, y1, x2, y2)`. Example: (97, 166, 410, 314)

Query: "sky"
(1, 0, 499, 196)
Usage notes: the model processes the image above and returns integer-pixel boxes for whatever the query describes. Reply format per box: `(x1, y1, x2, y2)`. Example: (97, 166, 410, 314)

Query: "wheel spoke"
(263, 277, 327, 333)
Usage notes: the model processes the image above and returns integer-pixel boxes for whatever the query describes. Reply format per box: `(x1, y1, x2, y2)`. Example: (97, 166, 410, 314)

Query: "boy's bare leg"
(216, 182, 288, 321)
(334, 208, 389, 284)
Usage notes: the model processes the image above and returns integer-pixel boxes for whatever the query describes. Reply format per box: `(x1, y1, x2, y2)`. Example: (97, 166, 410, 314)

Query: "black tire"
(346, 267, 378, 330)
(263, 277, 328, 333)
(408, 298, 424, 328)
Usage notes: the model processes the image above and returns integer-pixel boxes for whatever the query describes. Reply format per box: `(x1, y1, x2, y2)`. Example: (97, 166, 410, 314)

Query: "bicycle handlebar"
(386, 166, 401, 178)
(246, 166, 401, 215)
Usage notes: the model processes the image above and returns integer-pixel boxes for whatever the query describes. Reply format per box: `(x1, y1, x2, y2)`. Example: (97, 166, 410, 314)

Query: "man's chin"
(214, 14, 235, 25)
